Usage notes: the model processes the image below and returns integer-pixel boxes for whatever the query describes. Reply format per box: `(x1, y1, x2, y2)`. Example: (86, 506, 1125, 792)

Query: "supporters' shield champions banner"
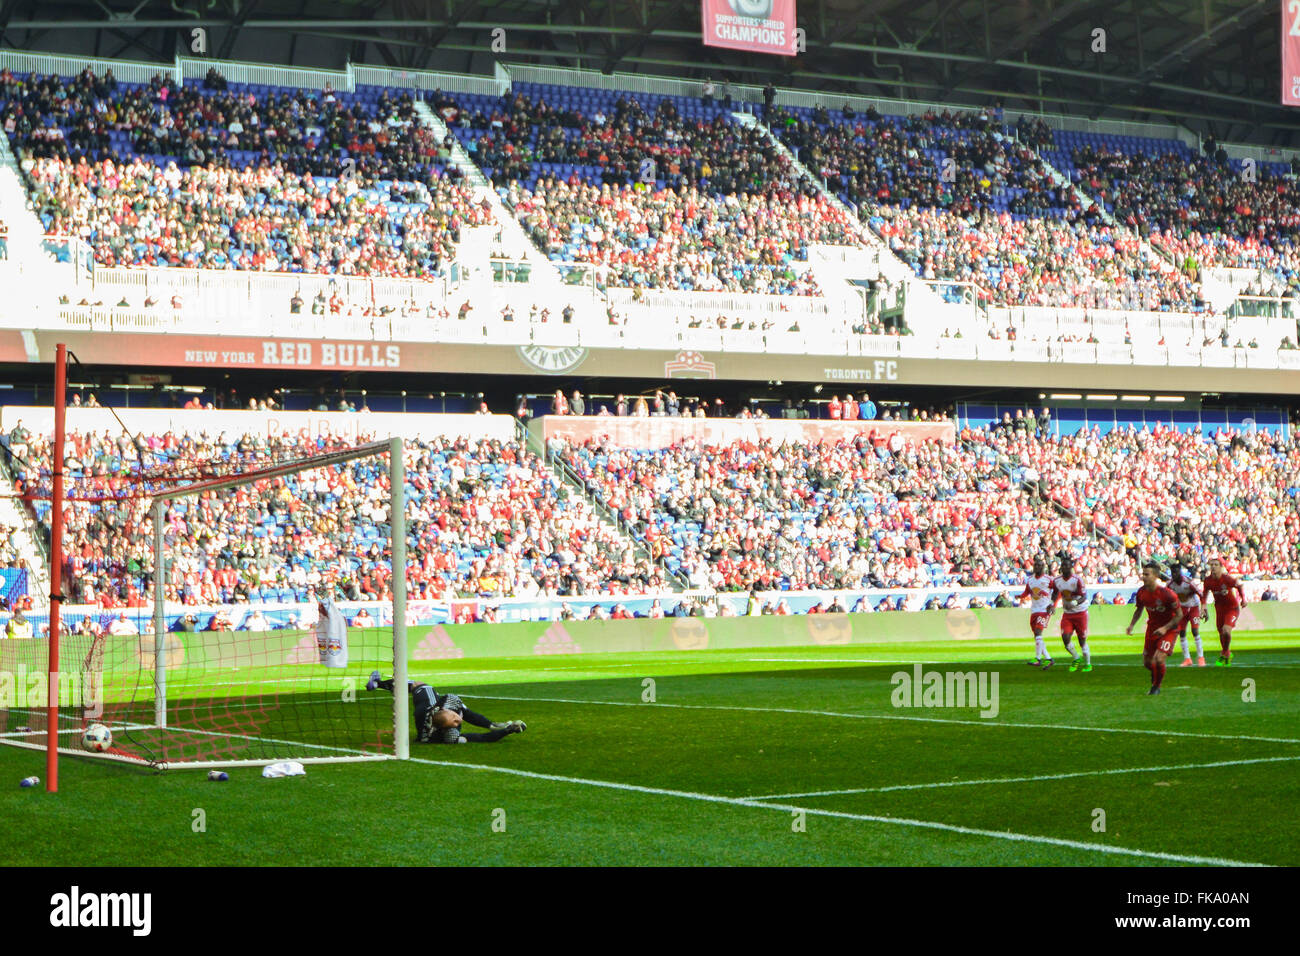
(1285, 1, 1300, 106)
(314, 599, 349, 668)
(702, 0, 798, 56)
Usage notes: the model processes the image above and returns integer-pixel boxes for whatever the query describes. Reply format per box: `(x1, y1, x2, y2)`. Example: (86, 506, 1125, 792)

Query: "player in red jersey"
(1167, 563, 1207, 667)
(1051, 556, 1091, 672)
(1020, 557, 1055, 668)
(1202, 557, 1246, 666)
(1124, 563, 1181, 696)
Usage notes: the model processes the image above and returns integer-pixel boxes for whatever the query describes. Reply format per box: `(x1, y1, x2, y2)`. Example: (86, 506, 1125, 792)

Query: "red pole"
(46, 343, 66, 793)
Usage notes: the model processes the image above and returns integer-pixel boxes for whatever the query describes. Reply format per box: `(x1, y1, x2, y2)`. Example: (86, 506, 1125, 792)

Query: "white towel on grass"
(261, 761, 306, 778)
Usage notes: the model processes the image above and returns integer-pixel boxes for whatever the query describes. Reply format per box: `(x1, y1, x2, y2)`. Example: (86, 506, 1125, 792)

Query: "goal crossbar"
(6, 435, 412, 775)
(136, 436, 408, 768)
(145, 439, 394, 505)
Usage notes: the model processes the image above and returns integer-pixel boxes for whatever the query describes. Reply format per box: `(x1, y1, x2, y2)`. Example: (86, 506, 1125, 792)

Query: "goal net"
(1, 434, 409, 771)
(0, 629, 108, 755)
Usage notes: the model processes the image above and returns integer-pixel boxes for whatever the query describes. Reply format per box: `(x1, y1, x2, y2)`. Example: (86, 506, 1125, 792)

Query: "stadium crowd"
(1, 414, 1297, 612)
(464, 89, 856, 293)
(6, 67, 1296, 318)
(1065, 143, 1300, 293)
(774, 109, 1206, 311)
(7, 430, 668, 606)
(506, 176, 834, 294)
(1, 68, 493, 275)
(554, 419, 1300, 591)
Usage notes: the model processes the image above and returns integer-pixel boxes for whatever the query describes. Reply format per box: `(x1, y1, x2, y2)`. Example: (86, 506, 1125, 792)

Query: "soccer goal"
(0, 396, 409, 777)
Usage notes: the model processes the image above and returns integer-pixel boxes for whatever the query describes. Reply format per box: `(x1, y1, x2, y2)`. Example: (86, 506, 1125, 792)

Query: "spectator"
(243, 609, 270, 631)
(5, 606, 32, 638)
(107, 612, 138, 636)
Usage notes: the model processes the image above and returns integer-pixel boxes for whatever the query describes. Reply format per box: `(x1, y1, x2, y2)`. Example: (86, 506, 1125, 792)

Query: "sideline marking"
(405, 755, 1266, 867)
(466, 693, 1300, 745)
(743, 754, 1300, 801)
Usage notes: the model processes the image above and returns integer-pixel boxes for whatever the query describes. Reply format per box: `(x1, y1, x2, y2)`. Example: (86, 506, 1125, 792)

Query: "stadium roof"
(4, 0, 1299, 146)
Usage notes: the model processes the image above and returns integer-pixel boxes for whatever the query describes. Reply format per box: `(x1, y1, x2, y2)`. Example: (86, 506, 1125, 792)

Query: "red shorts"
(1145, 626, 1177, 657)
(1030, 612, 1050, 633)
(1060, 611, 1089, 638)
(1215, 606, 1239, 631)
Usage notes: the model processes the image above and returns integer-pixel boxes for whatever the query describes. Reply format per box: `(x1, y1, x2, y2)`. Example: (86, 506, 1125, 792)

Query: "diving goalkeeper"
(366, 671, 526, 743)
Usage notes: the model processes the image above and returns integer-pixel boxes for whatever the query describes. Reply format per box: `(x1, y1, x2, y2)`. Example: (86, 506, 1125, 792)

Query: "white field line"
(404, 754, 1266, 867)
(184, 662, 649, 693)
(465, 693, 1300, 745)
(739, 657, 1300, 668)
(0, 720, 153, 739)
(742, 754, 1300, 801)
(70, 653, 1300, 699)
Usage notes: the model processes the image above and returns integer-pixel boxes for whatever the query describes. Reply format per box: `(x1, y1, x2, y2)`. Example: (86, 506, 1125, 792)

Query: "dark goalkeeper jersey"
(414, 688, 509, 743)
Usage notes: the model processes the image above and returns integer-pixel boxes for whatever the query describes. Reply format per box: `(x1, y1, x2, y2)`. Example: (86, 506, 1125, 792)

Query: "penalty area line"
(464, 693, 1300, 745)
(742, 753, 1300, 801)
(404, 755, 1265, 867)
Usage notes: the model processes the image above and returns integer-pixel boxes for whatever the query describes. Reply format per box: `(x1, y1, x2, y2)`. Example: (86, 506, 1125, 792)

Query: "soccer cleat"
(366, 670, 381, 692)
(1147, 687, 1161, 696)
(506, 720, 526, 734)
(1080, 663, 1093, 673)
(489, 721, 511, 730)
(1179, 658, 1193, 667)
(1041, 658, 1054, 669)
(1068, 658, 1081, 672)
(1026, 660, 1041, 667)
(1196, 656, 1207, 667)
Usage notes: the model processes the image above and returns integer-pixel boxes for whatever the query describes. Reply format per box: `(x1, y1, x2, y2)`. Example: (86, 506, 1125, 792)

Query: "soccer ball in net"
(82, 723, 113, 753)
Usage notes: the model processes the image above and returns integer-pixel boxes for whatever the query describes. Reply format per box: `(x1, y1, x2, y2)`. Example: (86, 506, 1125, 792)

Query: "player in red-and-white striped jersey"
(1203, 557, 1247, 666)
(1167, 563, 1207, 667)
(1051, 556, 1091, 672)
(1021, 557, 1056, 668)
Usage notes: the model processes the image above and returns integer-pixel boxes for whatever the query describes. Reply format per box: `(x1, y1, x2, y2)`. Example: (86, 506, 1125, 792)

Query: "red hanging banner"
(1283, 1, 1300, 105)
(701, 0, 798, 57)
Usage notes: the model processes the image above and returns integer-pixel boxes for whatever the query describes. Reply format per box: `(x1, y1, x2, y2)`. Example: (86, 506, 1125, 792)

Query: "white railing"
(506, 64, 756, 104)
(982, 306, 1285, 348)
(17, 288, 1300, 370)
(607, 287, 835, 317)
(1219, 142, 1298, 168)
(1229, 294, 1297, 319)
(177, 56, 348, 91)
(0, 50, 177, 85)
(56, 307, 180, 333)
(354, 65, 505, 98)
(10, 48, 1290, 174)
(87, 265, 450, 309)
(504, 64, 1197, 150)
(0, 49, 505, 101)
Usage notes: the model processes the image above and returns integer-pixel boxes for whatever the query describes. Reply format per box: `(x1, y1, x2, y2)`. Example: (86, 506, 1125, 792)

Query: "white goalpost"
(140, 437, 410, 770)
(1, 431, 410, 774)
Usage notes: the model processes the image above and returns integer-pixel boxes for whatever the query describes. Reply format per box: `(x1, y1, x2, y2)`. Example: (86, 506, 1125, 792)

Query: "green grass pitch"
(4, 630, 1299, 866)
